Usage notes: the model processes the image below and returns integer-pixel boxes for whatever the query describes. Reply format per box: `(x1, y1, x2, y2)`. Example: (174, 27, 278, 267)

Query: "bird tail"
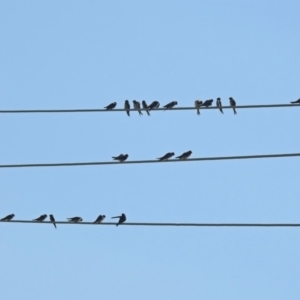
(146, 110, 150, 116)
(197, 108, 200, 115)
(233, 108, 237, 114)
(53, 223, 56, 229)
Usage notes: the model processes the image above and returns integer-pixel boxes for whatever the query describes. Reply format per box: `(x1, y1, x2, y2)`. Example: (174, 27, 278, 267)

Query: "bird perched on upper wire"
(201, 99, 213, 107)
(93, 215, 106, 224)
(112, 154, 128, 162)
(229, 97, 237, 114)
(112, 213, 126, 226)
(157, 152, 175, 161)
(33, 214, 47, 222)
(133, 100, 143, 116)
(176, 150, 192, 160)
(124, 100, 130, 116)
(163, 101, 178, 110)
(49, 214, 56, 228)
(290, 98, 300, 104)
(67, 217, 83, 223)
(1, 214, 15, 221)
(142, 100, 150, 116)
(104, 102, 117, 110)
(148, 101, 160, 111)
(216, 98, 224, 114)
(194, 100, 203, 115)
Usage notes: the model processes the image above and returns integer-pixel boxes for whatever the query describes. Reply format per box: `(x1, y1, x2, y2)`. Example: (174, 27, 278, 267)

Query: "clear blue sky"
(1, 1, 300, 299)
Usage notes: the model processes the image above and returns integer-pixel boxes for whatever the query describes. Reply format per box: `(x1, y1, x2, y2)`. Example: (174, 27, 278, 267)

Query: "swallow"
(93, 215, 106, 224)
(67, 217, 83, 223)
(176, 150, 192, 160)
(112, 213, 126, 226)
(112, 154, 128, 162)
(290, 98, 300, 104)
(216, 98, 224, 114)
(194, 100, 203, 115)
(229, 97, 237, 114)
(201, 99, 213, 107)
(33, 214, 47, 222)
(142, 100, 150, 116)
(163, 101, 178, 110)
(157, 152, 175, 161)
(0, 213, 15, 221)
(148, 101, 160, 111)
(104, 102, 117, 110)
(133, 100, 143, 116)
(124, 100, 130, 116)
(49, 214, 56, 229)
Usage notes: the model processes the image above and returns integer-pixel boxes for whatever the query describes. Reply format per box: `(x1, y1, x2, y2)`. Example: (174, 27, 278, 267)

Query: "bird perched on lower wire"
(49, 214, 56, 229)
(201, 99, 213, 107)
(163, 101, 178, 110)
(229, 97, 237, 114)
(104, 102, 117, 110)
(176, 150, 192, 160)
(142, 100, 150, 116)
(194, 100, 203, 115)
(291, 98, 300, 104)
(157, 152, 175, 161)
(93, 215, 106, 224)
(124, 100, 130, 117)
(133, 100, 143, 116)
(1, 214, 15, 221)
(67, 217, 83, 223)
(216, 98, 224, 114)
(112, 213, 126, 226)
(148, 101, 160, 111)
(33, 214, 47, 222)
(112, 154, 128, 162)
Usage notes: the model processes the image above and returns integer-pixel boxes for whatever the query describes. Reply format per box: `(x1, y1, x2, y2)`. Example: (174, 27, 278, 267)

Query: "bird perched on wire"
(142, 100, 150, 116)
(148, 101, 160, 111)
(290, 98, 300, 104)
(229, 97, 237, 114)
(49, 214, 56, 229)
(67, 217, 83, 223)
(33, 214, 48, 222)
(112, 213, 126, 226)
(112, 154, 128, 162)
(194, 100, 203, 115)
(201, 99, 214, 107)
(1, 214, 15, 221)
(93, 215, 106, 224)
(176, 150, 192, 160)
(124, 100, 130, 116)
(157, 152, 175, 161)
(163, 101, 178, 110)
(104, 102, 117, 110)
(133, 100, 143, 116)
(216, 98, 224, 114)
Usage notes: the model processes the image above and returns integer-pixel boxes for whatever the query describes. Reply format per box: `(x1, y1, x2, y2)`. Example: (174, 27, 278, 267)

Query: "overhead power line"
(0, 104, 299, 114)
(0, 152, 299, 169)
(1, 220, 300, 227)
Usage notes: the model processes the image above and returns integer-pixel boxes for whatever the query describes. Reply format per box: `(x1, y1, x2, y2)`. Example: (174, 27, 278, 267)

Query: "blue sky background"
(1, 1, 300, 299)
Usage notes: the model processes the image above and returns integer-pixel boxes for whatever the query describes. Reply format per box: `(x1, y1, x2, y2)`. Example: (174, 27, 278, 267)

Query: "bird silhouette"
(133, 100, 143, 116)
(194, 100, 203, 115)
(1, 214, 15, 221)
(157, 152, 175, 161)
(33, 214, 47, 222)
(112, 154, 128, 162)
(124, 100, 130, 116)
(163, 101, 178, 110)
(142, 100, 150, 116)
(93, 215, 106, 224)
(112, 213, 126, 226)
(67, 217, 83, 223)
(229, 97, 237, 114)
(104, 102, 117, 110)
(176, 151, 192, 160)
(216, 98, 224, 114)
(148, 101, 160, 111)
(49, 214, 56, 229)
(201, 99, 213, 107)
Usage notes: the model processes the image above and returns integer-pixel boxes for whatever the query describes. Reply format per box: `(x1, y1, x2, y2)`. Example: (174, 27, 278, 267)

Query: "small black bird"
(133, 100, 143, 116)
(176, 150, 192, 160)
(157, 152, 175, 161)
(142, 100, 150, 116)
(112, 154, 128, 162)
(201, 99, 213, 107)
(229, 97, 237, 114)
(216, 98, 224, 114)
(49, 214, 56, 229)
(163, 101, 178, 110)
(194, 100, 203, 115)
(67, 217, 83, 223)
(1, 214, 15, 221)
(112, 213, 126, 226)
(291, 98, 300, 104)
(148, 101, 160, 111)
(33, 214, 47, 222)
(124, 100, 130, 116)
(93, 215, 106, 224)
(104, 102, 117, 110)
